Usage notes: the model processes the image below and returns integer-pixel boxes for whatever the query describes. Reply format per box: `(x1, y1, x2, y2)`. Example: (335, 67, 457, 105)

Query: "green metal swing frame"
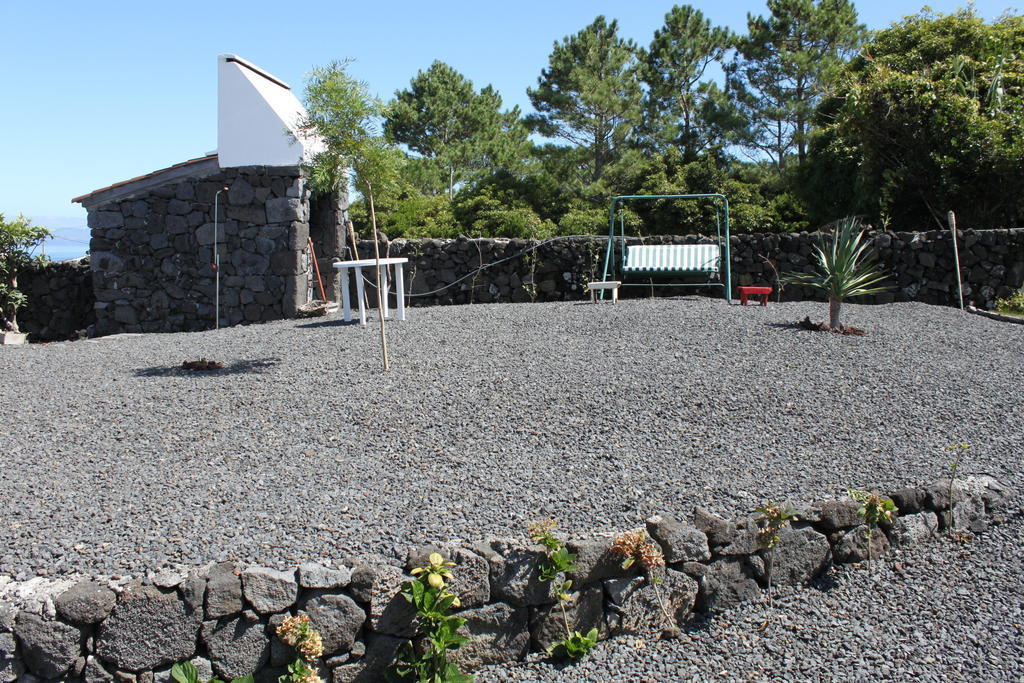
(599, 193, 732, 303)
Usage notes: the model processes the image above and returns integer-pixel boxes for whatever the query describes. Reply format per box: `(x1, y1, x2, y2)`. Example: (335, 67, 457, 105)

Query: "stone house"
(73, 55, 345, 336)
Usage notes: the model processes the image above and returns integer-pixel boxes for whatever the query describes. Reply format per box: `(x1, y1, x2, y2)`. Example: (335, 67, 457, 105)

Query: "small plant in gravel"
(610, 530, 679, 639)
(171, 661, 253, 683)
(945, 442, 971, 534)
(276, 614, 325, 683)
(753, 502, 798, 609)
(995, 285, 1024, 318)
(848, 489, 898, 568)
(528, 520, 598, 662)
(182, 359, 225, 371)
(389, 553, 473, 682)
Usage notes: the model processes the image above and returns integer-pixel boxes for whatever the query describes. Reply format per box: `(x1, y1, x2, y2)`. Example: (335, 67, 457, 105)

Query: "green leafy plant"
(389, 553, 473, 683)
(995, 286, 1024, 318)
(610, 530, 679, 639)
(528, 520, 601, 661)
(945, 442, 971, 533)
(782, 217, 892, 330)
(0, 213, 50, 335)
(753, 502, 798, 609)
(170, 661, 253, 683)
(848, 489, 898, 568)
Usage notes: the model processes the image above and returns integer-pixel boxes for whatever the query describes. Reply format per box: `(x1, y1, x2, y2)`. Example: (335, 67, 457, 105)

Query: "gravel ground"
(2, 297, 1021, 678)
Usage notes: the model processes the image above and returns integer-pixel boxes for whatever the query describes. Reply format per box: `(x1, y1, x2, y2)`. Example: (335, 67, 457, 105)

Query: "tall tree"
(385, 61, 528, 197)
(727, 0, 864, 170)
(642, 5, 734, 159)
(527, 16, 643, 186)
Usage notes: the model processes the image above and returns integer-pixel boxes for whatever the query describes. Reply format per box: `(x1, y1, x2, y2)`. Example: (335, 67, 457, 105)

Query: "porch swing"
(599, 193, 732, 302)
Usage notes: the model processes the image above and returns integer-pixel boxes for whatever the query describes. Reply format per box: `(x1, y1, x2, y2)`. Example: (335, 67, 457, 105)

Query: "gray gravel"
(1, 297, 1020, 584)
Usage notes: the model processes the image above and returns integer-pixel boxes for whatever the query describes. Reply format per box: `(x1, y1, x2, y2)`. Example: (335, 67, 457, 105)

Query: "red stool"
(738, 286, 772, 306)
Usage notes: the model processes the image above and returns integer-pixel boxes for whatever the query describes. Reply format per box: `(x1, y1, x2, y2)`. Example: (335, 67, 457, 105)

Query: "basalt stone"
(205, 562, 243, 619)
(404, 546, 490, 607)
(241, 568, 298, 615)
(529, 583, 605, 651)
(297, 592, 365, 655)
(888, 487, 927, 515)
(363, 564, 416, 638)
(701, 557, 762, 612)
(266, 198, 303, 223)
(95, 584, 202, 672)
(715, 517, 761, 556)
(297, 563, 351, 590)
(756, 526, 831, 585)
(331, 634, 406, 683)
(833, 525, 890, 564)
(484, 540, 558, 607)
(604, 568, 698, 635)
(810, 499, 862, 531)
(56, 580, 117, 624)
(201, 614, 270, 680)
(950, 496, 988, 533)
(646, 515, 711, 563)
(228, 179, 255, 206)
(449, 602, 529, 669)
(14, 612, 83, 679)
(693, 507, 733, 547)
(962, 475, 1015, 512)
(565, 536, 630, 585)
(89, 211, 124, 229)
(0, 631, 15, 657)
(887, 511, 940, 546)
(83, 655, 114, 683)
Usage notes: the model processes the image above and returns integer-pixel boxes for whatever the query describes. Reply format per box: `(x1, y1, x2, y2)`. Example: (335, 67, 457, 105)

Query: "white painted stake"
(948, 211, 964, 310)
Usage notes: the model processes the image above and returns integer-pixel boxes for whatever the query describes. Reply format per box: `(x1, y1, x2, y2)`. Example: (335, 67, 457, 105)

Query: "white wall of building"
(217, 54, 323, 168)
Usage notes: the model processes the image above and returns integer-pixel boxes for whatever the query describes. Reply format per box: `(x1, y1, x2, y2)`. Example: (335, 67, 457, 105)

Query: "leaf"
(171, 662, 198, 683)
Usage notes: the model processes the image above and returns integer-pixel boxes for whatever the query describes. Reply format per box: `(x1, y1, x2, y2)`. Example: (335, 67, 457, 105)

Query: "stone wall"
(17, 259, 95, 342)
(84, 162, 341, 337)
(355, 228, 1024, 310)
(0, 476, 1013, 681)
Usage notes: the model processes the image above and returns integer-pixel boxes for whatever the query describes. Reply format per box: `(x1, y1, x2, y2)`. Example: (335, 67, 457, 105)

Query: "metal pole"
(948, 211, 964, 310)
(214, 187, 228, 329)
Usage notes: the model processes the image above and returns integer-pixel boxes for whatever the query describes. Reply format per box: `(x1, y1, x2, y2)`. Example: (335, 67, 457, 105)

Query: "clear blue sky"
(0, 0, 1016, 258)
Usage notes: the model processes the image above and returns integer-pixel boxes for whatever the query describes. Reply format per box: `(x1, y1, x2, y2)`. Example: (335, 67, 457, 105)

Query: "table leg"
(339, 268, 352, 322)
(395, 264, 406, 321)
(380, 264, 390, 319)
(760, 294, 768, 307)
(354, 266, 367, 326)
(612, 287, 618, 304)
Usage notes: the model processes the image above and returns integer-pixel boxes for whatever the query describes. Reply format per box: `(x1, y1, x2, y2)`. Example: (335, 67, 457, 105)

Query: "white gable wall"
(217, 54, 323, 168)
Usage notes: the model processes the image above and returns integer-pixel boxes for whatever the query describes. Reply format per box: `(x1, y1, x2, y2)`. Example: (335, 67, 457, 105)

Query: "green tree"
(385, 61, 529, 197)
(527, 16, 643, 186)
(1, 213, 50, 334)
(642, 5, 735, 159)
(299, 60, 405, 370)
(812, 9, 1024, 228)
(728, 0, 864, 171)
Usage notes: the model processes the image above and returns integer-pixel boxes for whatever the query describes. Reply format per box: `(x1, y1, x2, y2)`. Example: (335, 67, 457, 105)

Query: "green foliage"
(171, 661, 253, 683)
(0, 213, 50, 333)
(385, 61, 529, 196)
(848, 488, 898, 564)
(527, 16, 643, 184)
(548, 627, 600, 662)
(995, 286, 1024, 317)
(642, 5, 735, 158)
(945, 442, 971, 531)
(753, 502, 798, 550)
(781, 217, 892, 327)
(728, 0, 865, 171)
(528, 520, 579, 582)
(819, 9, 1024, 228)
(390, 553, 473, 683)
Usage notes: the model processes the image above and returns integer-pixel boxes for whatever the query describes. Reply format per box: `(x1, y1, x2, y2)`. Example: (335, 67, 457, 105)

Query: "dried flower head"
(611, 530, 665, 571)
(296, 629, 324, 660)
(276, 614, 311, 647)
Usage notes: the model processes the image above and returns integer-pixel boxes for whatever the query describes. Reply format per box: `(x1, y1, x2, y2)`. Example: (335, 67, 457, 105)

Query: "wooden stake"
(367, 183, 390, 372)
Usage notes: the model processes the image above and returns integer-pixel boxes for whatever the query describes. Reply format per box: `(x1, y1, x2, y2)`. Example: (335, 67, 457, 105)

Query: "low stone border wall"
(18, 259, 95, 342)
(1, 476, 1013, 682)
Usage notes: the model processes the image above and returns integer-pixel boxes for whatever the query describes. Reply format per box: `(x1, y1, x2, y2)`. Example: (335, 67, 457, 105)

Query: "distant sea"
(40, 227, 90, 261)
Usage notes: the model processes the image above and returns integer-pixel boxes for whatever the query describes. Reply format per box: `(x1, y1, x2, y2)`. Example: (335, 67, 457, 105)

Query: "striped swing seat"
(622, 244, 721, 274)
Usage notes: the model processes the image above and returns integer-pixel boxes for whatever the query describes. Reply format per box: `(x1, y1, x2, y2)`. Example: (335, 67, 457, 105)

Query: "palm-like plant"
(783, 218, 892, 329)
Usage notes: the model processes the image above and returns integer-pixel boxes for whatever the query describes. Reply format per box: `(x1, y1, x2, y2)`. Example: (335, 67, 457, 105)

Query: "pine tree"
(526, 16, 643, 185)
(642, 5, 734, 159)
(385, 61, 528, 197)
(728, 0, 864, 171)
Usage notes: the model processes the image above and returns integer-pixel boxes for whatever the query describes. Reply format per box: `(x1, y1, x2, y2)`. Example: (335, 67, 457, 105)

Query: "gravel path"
(1, 298, 1020, 585)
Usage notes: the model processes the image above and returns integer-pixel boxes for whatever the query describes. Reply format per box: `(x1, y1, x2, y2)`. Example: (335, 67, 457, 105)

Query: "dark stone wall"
(18, 259, 95, 341)
(86, 165, 328, 336)
(355, 228, 1024, 309)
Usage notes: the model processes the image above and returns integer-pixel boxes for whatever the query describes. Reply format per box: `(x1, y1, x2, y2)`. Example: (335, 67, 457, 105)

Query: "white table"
(332, 257, 408, 326)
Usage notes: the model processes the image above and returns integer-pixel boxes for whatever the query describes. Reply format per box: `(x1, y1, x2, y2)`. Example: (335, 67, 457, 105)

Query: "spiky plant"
(782, 217, 892, 329)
